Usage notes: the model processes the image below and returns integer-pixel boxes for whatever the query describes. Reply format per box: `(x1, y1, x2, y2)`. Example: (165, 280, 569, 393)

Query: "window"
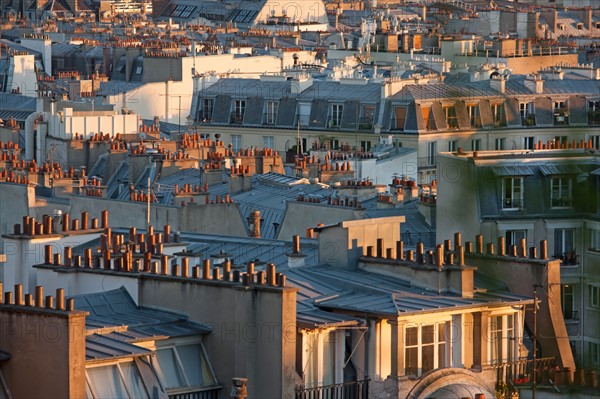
(154, 343, 216, 390)
(495, 137, 506, 151)
(405, 322, 447, 377)
(471, 139, 481, 151)
(591, 343, 600, 365)
(265, 101, 278, 125)
(553, 101, 568, 125)
(590, 285, 600, 308)
(231, 135, 242, 152)
(520, 102, 535, 126)
(232, 100, 246, 123)
(427, 141, 436, 166)
(303, 330, 343, 388)
(467, 104, 480, 127)
(551, 177, 572, 207)
(360, 105, 375, 129)
(422, 106, 436, 130)
(393, 106, 407, 130)
(505, 229, 527, 253)
(588, 101, 600, 125)
(86, 361, 148, 399)
(561, 284, 575, 320)
(588, 134, 600, 149)
(523, 136, 535, 150)
(263, 136, 274, 149)
(491, 103, 505, 126)
(554, 228, 575, 261)
(330, 104, 343, 127)
(297, 103, 311, 126)
(554, 136, 567, 147)
(200, 98, 214, 122)
(443, 105, 458, 129)
(360, 140, 371, 152)
(448, 140, 458, 152)
(502, 177, 523, 209)
(488, 314, 515, 365)
(590, 229, 600, 251)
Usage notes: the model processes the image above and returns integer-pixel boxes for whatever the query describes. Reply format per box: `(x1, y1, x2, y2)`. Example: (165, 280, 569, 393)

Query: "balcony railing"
(555, 252, 578, 266)
(490, 357, 557, 394)
(295, 379, 369, 399)
(502, 199, 523, 209)
(230, 112, 245, 124)
(169, 386, 222, 399)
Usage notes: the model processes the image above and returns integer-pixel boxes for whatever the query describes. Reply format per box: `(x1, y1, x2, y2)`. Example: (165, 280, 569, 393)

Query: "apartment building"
(437, 148, 600, 373)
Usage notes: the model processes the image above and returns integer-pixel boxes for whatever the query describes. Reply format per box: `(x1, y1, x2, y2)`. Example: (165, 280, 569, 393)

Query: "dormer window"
(231, 100, 246, 124)
(328, 103, 343, 128)
(264, 101, 278, 125)
(467, 104, 480, 127)
(393, 106, 407, 130)
(502, 177, 523, 209)
(551, 177, 572, 208)
(443, 105, 458, 129)
(553, 100, 568, 125)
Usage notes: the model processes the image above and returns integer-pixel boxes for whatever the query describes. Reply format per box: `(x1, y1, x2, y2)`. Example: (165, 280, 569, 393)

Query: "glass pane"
(405, 347, 418, 376)
(438, 323, 446, 343)
(422, 325, 434, 345)
(322, 332, 336, 386)
(438, 343, 446, 368)
(120, 362, 148, 398)
(405, 326, 418, 346)
(87, 366, 128, 399)
(156, 349, 184, 388)
(422, 344, 434, 373)
(177, 344, 216, 387)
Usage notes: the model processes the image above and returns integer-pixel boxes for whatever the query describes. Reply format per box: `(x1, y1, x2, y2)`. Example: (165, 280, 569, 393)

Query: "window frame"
(153, 340, 218, 392)
(495, 137, 506, 151)
(86, 360, 149, 399)
(561, 284, 575, 321)
(502, 177, 524, 209)
(550, 176, 573, 208)
(467, 104, 480, 127)
(443, 105, 458, 129)
(554, 228, 576, 260)
(329, 103, 344, 128)
(488, 314, 515, 365)
(404, 321, 448, 377)
(448, 140, 458, 152)
(590, 285, 600, 308)
(471, 138, 482, 151)
(393, 106, 407, 131)
(262, 135, 274, 149)
(264, 100, 279, 125)
(523, 136, 535, 150)
(427, 141, 436, 166)
(590, 228, 600, 251)
(200, 98, 214, 122)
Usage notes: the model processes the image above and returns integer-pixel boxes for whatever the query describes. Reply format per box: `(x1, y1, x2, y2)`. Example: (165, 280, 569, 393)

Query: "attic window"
(135, 66, 143, 75)
(577, 23, 584, 30)
(596, 22, 600, 29)
(559, 24, 565, 31)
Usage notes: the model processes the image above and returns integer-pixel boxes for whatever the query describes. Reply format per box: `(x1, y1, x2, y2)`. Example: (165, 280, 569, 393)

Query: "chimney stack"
(249, 210, 261, 238)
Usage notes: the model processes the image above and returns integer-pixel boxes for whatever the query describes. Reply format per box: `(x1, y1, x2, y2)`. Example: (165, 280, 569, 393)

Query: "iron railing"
(491, 357, 557, 388)
(295, 379, 369, 399)
(169, 386, 222, 399)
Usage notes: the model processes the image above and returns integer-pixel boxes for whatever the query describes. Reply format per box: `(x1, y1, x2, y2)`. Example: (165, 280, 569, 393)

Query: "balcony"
(502, 199, 523, 210)
(588, 110, 600, 125)
(555, 252, 579, 266)
(522, 115, 536, 127)
(230, 112, 244, 125)
(169, 386, 222, 399)
(295, 379, 369, 399)
(554, 110, 569, 126)
(490, 357, 557, 396)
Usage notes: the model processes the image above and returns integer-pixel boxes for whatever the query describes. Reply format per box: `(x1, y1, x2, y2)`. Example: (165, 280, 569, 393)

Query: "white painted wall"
(8, 54, 37, 97)
(46, 109, 139, 139)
